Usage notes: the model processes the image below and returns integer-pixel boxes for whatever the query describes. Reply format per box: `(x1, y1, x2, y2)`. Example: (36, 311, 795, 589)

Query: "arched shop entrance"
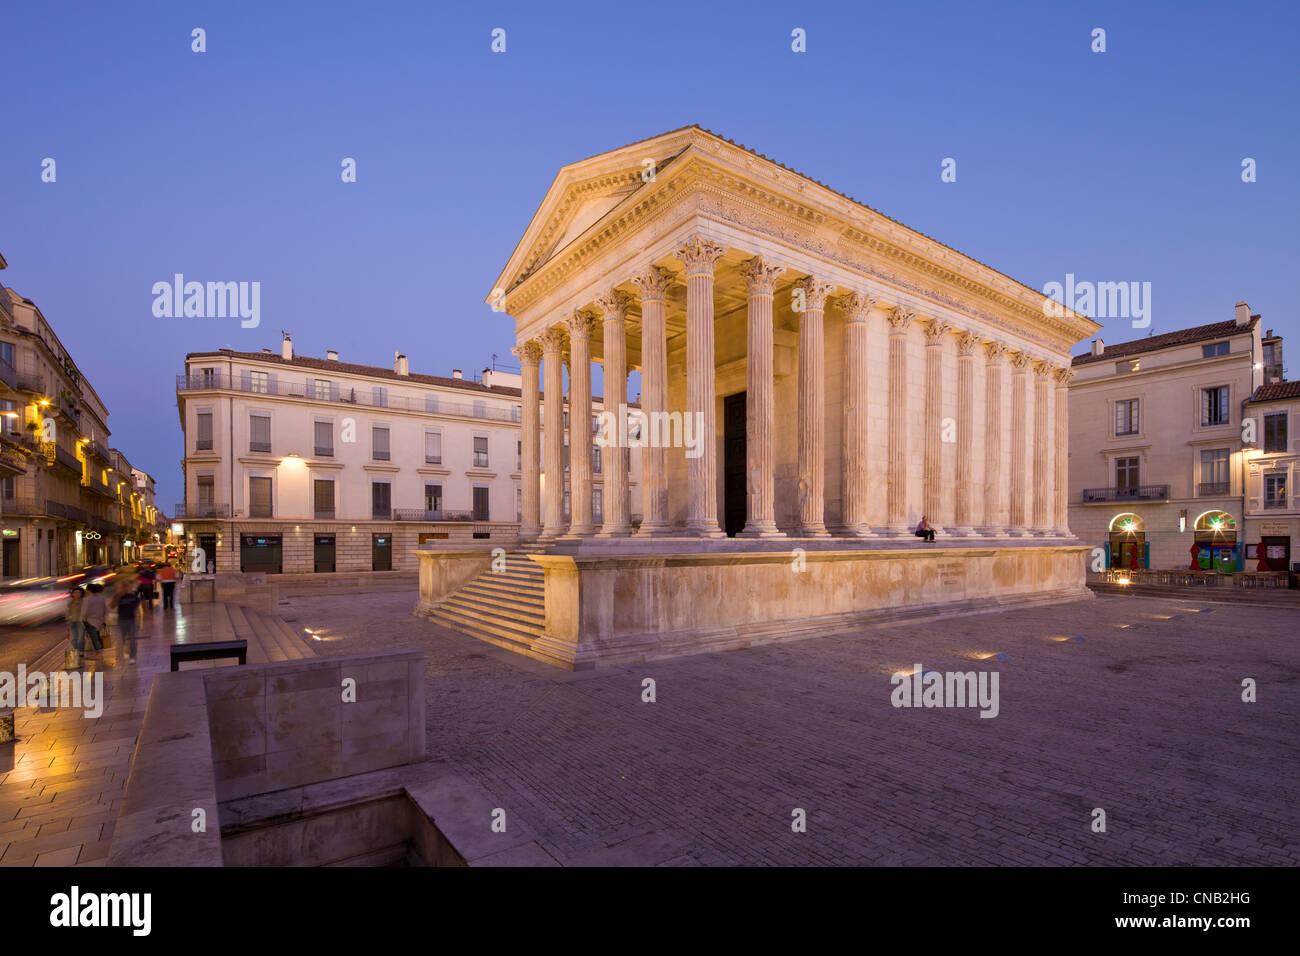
(1193, 511, 1239, 572)
(1107, 513, 1147, 569)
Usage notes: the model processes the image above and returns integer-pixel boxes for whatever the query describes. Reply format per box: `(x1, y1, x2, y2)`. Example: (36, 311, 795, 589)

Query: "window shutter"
(306, 377, 314, 397)
(330, 381, 339, 401)
(241, 369, 251, 391)
(1201, 389, 1208, 424)
(268, 373, 278, 395)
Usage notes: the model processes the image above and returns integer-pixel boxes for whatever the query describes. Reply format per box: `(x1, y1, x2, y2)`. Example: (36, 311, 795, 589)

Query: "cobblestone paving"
(283, 593, 1300, 866)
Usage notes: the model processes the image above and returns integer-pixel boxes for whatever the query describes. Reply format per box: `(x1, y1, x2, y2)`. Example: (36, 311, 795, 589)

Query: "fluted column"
(796, 276, 835, 537)
(952, 331, 979, 534)
(632, 267, 672, 535)
(739, 255, 785, 537)
(514, 339, 543, 538)
(1031, 361, 1053, 534)
(922, 319, 951, 532)
(979, 342, 1008, 535)
(675, 236, 726, 537)
(886, 307, 915, 534)
(1007, 351, 1031, 535)
(540, 327, 569, 537)
(564, 310, 597, 536)
(596, 290, 632, 536)
(1054, 367, 1074, 535)
(839, 291, 877, 536)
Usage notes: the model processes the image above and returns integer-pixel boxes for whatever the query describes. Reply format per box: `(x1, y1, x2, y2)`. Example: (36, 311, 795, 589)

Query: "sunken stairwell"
(427, 541, 555, 652)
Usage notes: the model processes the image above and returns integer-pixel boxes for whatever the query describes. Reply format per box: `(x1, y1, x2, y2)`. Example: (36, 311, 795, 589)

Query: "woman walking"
(82, 583, 106, 658)
(67, 588, 87, 667)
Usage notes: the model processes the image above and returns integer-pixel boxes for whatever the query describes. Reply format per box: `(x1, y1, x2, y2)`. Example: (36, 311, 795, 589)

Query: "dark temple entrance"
(723, 391, 747, 537)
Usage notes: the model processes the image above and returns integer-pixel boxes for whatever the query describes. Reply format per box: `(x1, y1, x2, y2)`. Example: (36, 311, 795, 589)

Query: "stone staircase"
(426, 542, 555, 653)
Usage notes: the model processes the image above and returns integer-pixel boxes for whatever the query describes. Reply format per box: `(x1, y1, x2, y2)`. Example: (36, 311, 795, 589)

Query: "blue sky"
(1, 0, 1296, 510)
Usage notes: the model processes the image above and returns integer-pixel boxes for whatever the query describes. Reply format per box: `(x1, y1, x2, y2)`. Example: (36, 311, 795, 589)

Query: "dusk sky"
(2, 0, 1296, 512)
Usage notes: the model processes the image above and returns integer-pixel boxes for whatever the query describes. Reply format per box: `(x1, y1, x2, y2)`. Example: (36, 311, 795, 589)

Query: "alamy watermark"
(151, 274, 260, 328)
(890, 665, 999, 718)
(595, 404, 705, 459)
(0, 666, 103, 718)
(1042, 273, 1151, 328)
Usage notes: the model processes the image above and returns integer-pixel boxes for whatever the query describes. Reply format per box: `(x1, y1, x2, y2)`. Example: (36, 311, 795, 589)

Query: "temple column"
(979, 342, 1008, 535)
(564, 310, 597, 536)
(540, 326, 569, 537)
(675, 236, 727, 537)
(1054, 367, 1074, 535)
(951, 331, 979, 535)
(514, 339, 543, 538)
(886, 306, 915, 534)
(1007, 351, 1031, 535)
(839, 291, 877, 536)
(596, 290, 632, 536)
(1031, 361, 1053, 535)
(739, 255, 785, 537)
(796, 275, 835, 537)
(922, 319, 952, 532)
(631, 267, 673, 535)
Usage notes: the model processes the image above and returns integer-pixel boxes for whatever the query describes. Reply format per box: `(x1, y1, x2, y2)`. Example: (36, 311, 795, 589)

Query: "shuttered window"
(249, 414, 271, 453)
(249, 477, 272, 518)
(373, 426, 390, 461)
(314, 421, 333, 457)
(196, 412, 213, 450)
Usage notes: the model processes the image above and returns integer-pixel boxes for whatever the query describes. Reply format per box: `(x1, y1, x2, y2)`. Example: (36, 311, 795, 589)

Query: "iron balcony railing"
(1263, 498, 1288, 509)
(314, 508, 335, 519)
(174, 502, 231, 519)
(393, 508, 477, 522)
(177, 373, 520, 421)
(0, 357, 15, 391)
(1198, 481, 1231, 496)
(1081, 484, 1170, 503)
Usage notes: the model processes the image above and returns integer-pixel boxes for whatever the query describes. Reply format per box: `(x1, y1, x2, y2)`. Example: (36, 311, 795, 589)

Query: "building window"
(516, 439, 522, 472)
(1115, 399, 1139, 436)
(312, 421, 333, 457)
(369, 386, 386, 408)
(425, 431, 441, 464)
(516, 485, 522, 521)
(473, 435, 489, 468)
(472, 486, 489, 521)
(1264, 412, 1288, 453)
(199, 367, 216, 387)
(248, 476, 272, 518)
(593, 445, 602, 474)
(313, 479, 335, 518)
(1201, 386, 1229, 426)
(371, 481, 391, 519)
(1201, 341, 1229, 358)
(593, 488, 603, 522)
(314, 379, 331, 401)
(424, 483, 442, 514)
(372, 426, 390, 461)
(1115, 456, 1140, 494)
(1, 476, 13, 499)
(512, 404, 521, 422)
(425, 394, 438, 414)
(249, 370, 270, 394)
(1264, 474, 1287, 509)
(197, 475, 215, 510)
(249, 414, 271, 453)
(1116, 359, 1140, 374)
(473, 400, 487, 418)
(0, 342, 14, 368)
(196, 411, 213, 450)
(1263, 342, 1279, 366)
(1199, 449, 1230, 496)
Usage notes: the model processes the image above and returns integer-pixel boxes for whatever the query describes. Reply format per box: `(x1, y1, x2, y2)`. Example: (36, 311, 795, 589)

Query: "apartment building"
(1068, 303, 1268, 571)
(175, 336, 640, 575)
(0, 255, 163, 576)
(1243, 377, 1298, 574)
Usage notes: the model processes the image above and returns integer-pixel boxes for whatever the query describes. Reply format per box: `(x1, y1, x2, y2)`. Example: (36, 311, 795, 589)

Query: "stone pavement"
(0, 601, 312, 867)
(285, 591, 1300, 866)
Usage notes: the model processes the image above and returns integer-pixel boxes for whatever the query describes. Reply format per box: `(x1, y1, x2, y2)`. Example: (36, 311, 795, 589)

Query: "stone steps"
(428, 543, 554, 650)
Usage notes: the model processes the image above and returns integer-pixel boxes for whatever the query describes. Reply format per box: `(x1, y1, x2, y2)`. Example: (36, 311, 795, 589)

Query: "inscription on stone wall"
(938, 561, 966, 589)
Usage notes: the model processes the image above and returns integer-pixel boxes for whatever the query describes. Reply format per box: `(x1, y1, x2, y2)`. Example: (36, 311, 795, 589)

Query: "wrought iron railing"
(1197, 481, 1230, 496)
(1081, 484, 1170, 502)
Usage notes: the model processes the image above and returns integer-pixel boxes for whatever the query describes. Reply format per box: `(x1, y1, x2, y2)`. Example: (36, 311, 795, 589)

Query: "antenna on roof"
(491, 352, 498, 371)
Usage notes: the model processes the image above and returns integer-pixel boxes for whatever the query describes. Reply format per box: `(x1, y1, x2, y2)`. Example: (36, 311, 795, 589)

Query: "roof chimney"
(326, 350, 339, 361)
(281, 333, 293, 360)
(1234, 301, 1251, 327)
(1091, 338, 1104, 357)
(394, 352, 409, 376)
(451, 368, 463, 380)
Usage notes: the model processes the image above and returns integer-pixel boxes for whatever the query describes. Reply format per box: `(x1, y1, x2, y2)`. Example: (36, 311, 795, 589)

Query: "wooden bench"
(170, 639, 248, 672)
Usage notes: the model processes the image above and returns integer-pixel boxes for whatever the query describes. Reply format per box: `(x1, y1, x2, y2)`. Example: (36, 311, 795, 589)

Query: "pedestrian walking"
(111, 577, 141, 664)
(82, 583, 106, 656)
(157, 562, 179, 609)
(67, 588, 86, 667)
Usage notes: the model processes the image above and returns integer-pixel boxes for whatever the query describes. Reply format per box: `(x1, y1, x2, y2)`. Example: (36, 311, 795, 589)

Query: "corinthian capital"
(887, 306, 916, 332)
(513, 339, 543, 365)
(566, 309, 598, 341)
(631, 266, 673, 304)
(594, 290, 631, 324)
(1009, 350, 1032, 371)
(539, 326, 569, 355)
(983, 340, 1009, 364)
(1033, 359, 1054, 378)
(795, 275, 836, 313)
(1054, 366, 1075, 387)
(675, 236, 727, 277)
(837, 291, 878, 323)
(923, 319, 953, 345)
(956, 331, 981, 357)
(739, 255, 786, 296)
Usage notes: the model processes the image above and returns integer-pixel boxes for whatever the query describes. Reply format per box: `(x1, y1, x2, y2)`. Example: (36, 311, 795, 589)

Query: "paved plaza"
(279, 591, 1300, 866)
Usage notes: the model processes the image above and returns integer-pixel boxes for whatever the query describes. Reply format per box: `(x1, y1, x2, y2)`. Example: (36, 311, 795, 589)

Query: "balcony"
(1264, 498, 1288, 510)
(0, 356, 15, 392)
(1081, 485, 1170, 503)
(174, 502, 231, 519)
(177, 372, 520, 420)
(81, 471, 115, 498)
(314, 508, 335, 520)
(393, 509, 476, 522)
(1197, 481, 1231, 497)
